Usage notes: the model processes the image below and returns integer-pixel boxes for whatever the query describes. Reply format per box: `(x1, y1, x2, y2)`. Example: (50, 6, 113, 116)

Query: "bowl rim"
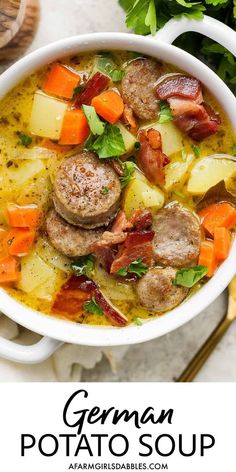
(0, 31, 235, 346)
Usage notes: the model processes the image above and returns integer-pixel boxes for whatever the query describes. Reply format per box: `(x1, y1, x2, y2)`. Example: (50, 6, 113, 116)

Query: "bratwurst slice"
(46, 209, 103, 258)
(53, 152, 121, 229)
(136, 267, 188, 313)
(121, 58, 161, 120)
(153, 204, 201, 267)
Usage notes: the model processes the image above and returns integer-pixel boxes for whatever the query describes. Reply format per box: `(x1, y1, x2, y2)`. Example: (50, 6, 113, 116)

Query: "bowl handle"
(154, 14, 236, 56)
(0, 335, 62, 364)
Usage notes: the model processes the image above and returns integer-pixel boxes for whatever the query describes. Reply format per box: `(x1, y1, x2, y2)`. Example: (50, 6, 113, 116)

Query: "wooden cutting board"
(0, 0, 39, 62)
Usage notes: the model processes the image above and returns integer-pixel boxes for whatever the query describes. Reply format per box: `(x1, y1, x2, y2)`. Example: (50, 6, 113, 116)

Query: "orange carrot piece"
(0, 255, 20, 283)
(200, 202, 236, 236)
(43, 64, 80, 99)
(0, 228, 7, 241)
(6, 203, 41, 228)
(91, 90, 124, 124)
(59, 109, 90, 145)
(3, 228, 36, 256)
(214, 227, 231, 261)
(199, 240, 217, 277)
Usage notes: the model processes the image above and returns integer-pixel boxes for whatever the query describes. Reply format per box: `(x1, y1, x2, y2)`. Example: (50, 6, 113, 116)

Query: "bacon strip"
(122, 104, 138, 135)
(52, 275, 127, 326)
(156, 76, 201, 101)
(74, 72, 109, 107)
(138, 129, 170, 186)
(156, 76, 221, 141)
(110, 230, 155, 274)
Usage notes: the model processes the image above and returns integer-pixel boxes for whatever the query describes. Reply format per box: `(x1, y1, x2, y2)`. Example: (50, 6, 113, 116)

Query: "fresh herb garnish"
(18, 132, 32, 147)
(192, 144, 201, 158)
(120, 161, 135, 188)
(117, 258, 148, 278)
(96, 55, 125, 82)
(134, 141, 141, 150)
(72, 84, 84, 99)
(101, 186, 109, 194)
(87, 124, 126, 158)
(133, 316, 143, 326)
(181, 149, 187, 161)
(82, 105, 105, 135)
(158, 101, 173, 124)
(83, 297, 104, 316)
(173, 190, 186, 200)
(174, 265, 208, 288)
(119, 1, 236, 95)
(71, 254, 95, 277)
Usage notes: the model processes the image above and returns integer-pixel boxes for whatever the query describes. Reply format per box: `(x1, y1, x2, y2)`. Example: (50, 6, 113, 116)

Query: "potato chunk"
(17, 252, 55, 293)
(123, 172, 164, 218)
(30, 91, 67, 139)
(141, 121, 183, 156)
(187, 157, 236, 194)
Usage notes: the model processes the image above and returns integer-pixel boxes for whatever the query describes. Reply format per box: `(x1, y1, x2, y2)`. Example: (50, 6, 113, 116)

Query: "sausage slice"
(153, 204, 201, 267)
(136, 267, 188, 313)
(121, 58, 161, 120)
(53, 151, 121, 229)
(46, 209, 103, 257)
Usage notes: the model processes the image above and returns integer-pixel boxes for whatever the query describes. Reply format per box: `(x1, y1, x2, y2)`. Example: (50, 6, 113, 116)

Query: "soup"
(0, 51, 235, 327)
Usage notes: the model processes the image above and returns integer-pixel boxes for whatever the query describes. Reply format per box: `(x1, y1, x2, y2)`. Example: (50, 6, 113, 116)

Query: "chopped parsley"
(133, 316, 143, 326)
(82, 105, 105, 136)
(71, 254, 95, 277)
(120, 161, 135, 188)
(86, 124, 126, 158)
(117, 258, 148, 278)
(192, 144, 201, 158)
(181, 149, 187, 161)
(18, 132, 32, 147)
(158, 101, 173, 124)
(96, 55, 125, 82)
(72, 84, 84, 99)
(83, 297, 104, 316)
(101, 186, 109, 194)
(174, 265, 208, 288)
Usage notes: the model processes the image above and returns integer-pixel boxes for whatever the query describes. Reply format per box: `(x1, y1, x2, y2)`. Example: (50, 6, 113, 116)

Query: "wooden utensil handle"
(176, 316, 232, 382)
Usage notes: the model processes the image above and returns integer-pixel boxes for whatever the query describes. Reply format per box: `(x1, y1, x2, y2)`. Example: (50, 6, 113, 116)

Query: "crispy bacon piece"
(90, 244, 115, 273)
(156, 76, 201, 101)
(138, 129, 170, 186)
(110, 160, 124, 177)
(52, 275, 127, 326)
(122, 104, 138, 135)
(156, 76, 221, 141)
(74, 72, 109, 107)
(129, 209, 153, 230)
(111, 210, 133, 234)
(110, 230, 155, 274)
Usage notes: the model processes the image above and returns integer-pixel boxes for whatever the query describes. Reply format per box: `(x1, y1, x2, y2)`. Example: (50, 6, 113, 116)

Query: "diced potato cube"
(141, 121, 183, 156)
(187, 157, 236, 195)
(35, 237, 71, 273)
(17, 252, 55, 293)
(30, 269, 60, 301)
(164, 155, 194, 191)
(123, 174, 164, 218)
(30, 91, 67, 140)
(116, 122, 136, 153)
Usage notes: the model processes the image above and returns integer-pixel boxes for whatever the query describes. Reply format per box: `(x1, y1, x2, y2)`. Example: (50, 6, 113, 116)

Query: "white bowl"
(0, 15, 235, 363)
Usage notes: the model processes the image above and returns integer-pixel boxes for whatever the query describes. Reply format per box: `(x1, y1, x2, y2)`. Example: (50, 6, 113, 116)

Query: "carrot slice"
(0, 255, 20, 283)
(198, 240, 217, 277)
(214, 227, 231, 261)
(3, 228, 36, 256)
(41, 138, 74, 153)
(43, 64, 80, 99)
(200, 202, 236, 236)
(6, 203, 41, 228)
(59, 109, 90, 145)
(91, 90, 124, 124)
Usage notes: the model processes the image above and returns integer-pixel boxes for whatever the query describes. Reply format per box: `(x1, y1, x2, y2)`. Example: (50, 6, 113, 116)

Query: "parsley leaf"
(158, 101, 173, 124)
(96, 55, 125, 82)
(18, 132, 32, 147)
(145, 0, 157, 35)
(83, 297, 104, 316)
(101, 186, 109, 194)
(120, 161, 135, 188)
(88, 124, 126, 158)
(192, 144, 201, 158)
(71, 254, 95, 277)
(72, 84, 84, 99)
(133, 316, 143, 326)
(174, 265, 208, 288)
(82, 105, 105, 136)
(117, 258, 148, 278)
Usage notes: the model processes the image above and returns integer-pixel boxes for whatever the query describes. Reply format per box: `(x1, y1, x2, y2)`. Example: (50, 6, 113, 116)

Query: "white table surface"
(2, 0, 236, 382)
